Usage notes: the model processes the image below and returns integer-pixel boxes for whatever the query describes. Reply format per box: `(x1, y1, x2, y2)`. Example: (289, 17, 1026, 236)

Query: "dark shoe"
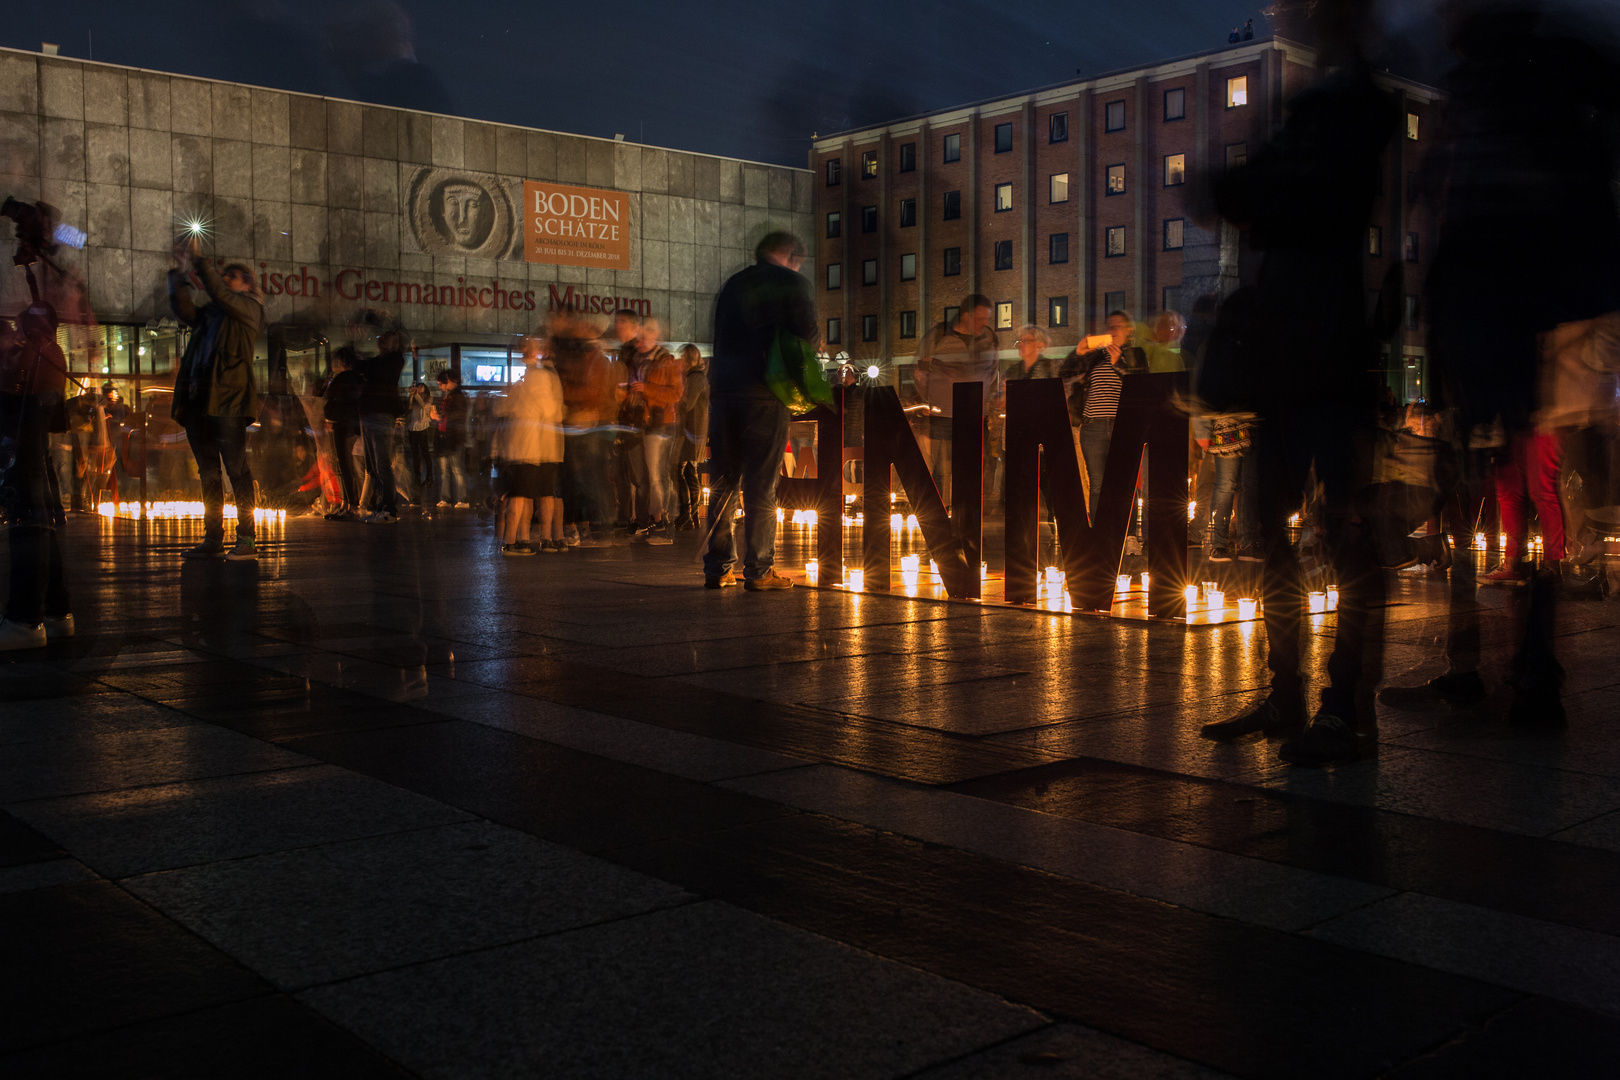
(1201, 697, 1306, 740)
(500, 543, 535, 557)
(224, 537, 258, 561)
(184, 539, 227, 560)
(1377, 671, 1486, 711)
(1207, 547, 1232, 563)
(1279, 711, 1371, 766)
(744, 569, 793, 591)
(1236, 547, 1263, 563)
(704, 572, 738, 589)
(1482, 561, 1528, 585)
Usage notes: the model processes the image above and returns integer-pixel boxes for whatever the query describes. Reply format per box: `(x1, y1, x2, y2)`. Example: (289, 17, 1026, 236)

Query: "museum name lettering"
(244, 263, 650, 315)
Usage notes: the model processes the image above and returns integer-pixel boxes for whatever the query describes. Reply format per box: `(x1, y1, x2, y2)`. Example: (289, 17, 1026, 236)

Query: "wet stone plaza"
(4, 513, 1620, 1079)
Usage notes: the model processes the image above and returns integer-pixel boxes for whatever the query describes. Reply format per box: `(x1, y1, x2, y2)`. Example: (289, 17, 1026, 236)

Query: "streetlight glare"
(866, 365, 879, 379)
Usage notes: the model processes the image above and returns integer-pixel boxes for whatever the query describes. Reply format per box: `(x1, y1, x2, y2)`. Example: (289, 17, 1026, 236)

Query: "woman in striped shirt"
(1065, 310, 1147, 519)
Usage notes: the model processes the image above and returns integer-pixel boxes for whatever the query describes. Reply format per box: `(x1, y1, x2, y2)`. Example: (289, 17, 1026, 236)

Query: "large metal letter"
(1003, 378, 1090, 604)
(774, 387, 845, 586)
(862, 387, 974, 597)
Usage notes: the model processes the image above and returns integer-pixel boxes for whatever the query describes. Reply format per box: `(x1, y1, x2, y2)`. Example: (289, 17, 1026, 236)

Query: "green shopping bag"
(765, 329, 833, 413)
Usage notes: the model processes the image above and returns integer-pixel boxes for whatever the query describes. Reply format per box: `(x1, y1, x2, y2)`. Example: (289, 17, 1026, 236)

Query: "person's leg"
(449, 449, 468, 502)
(703, 393, 743, 581)
(1079, 419, 1112, 521)
(928, 416, 953, 506)
(1234, 451, 1260, 553)
(1524, 429, 1567, 561)
(540, 496, 560, 541)
(1207, 453, 1239, 552)
(1494, 440, 1529, 562)
(214, 416, 256, 542)
(643, 433, 672, 523)
(503, 496, 532, 544)
(739, 387, 790, 580)
(184, 420, 227, 544)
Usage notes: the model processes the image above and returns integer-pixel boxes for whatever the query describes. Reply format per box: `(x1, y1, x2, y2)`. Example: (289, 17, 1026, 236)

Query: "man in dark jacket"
(703, 231, 816, 590)
(434, 369, 470, 507)
(355, 329, 406, 522)
(169, 235, 266, 560)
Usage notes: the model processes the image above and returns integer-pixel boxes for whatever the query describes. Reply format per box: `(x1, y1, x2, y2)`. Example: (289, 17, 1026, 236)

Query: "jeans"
(407, 429, 434, 494)
(565, 429, 614, 526)
(437, 445, 467, 503)
(185, 415, 255, 541)
(331, 423, 360, 507)
(360, 413, 398, 514)
(703, 385, 788, 581)
(1079, 417, 1114, 521)
(1208, 451, 1257, 552)
(630, 429, 674, 521)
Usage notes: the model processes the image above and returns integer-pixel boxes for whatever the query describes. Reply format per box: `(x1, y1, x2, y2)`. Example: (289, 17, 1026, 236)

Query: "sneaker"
(744, 569, 794, 591)
(1207, 547, 1232, 563)
(1200, 697, 1305, 740)
(500, 543, 536, 557)
(704, 572, 738, 589)
(436, 500, 450, 507)
(366, 510, 397, 523)
(563, 528, 580, 547)
(550, 540, 569, 552)
(1279, 711, 1370, 766)
(1236, 547, 1264, 563)
(648, 519, 669, 533)
(0, 618, 46, 651)
(43, 614, 75, 639)
(1377, 671, 1486, 711)
(225, 538, 258, 561)
(538, 541, 559, 553)
(325, 508, 358, 521)
(1482, 561, 1528, 584)
(184, 539, 227, 560)
(454, 501, 471, 509)
(643, 534, 674, 546)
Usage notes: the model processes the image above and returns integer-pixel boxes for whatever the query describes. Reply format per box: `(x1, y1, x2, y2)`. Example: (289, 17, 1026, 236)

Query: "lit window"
(900, 310, 917, 338)
(861, 206, 877, 233)
(1226, 142, 1247, 170)
(1407, 113, 1420, 140)
(861, 151, 877, 178)
(994, 122, 1013, 153)
(943, 247, 961, 276)
(827, 317, 841, 344)
(1049, 112, 1069, 143)
(1226, 75, 1248, 108)
(1106, 164, 1126, 195)
(1049, 172, 1069, 204)
(1049, 233, 1069, 264)
(826, 263, 842, 290)
(1164, 153, 1186, 186)
(899, 199, 916, 227)
(900, 253, 916, 281)
(862, 259, 877, 286)
(1049, 296, 1069, 327)
(826, 159, 841, 186)
(1105, 100, 1125, 132)
(995, 302, 1014, 330)
(994, 240, 1013, 271)
(943, 190, 961, 220)
(899, 142, 916, 172)
(1368, 226, 1382, 256)
(995, 183, 1013, 212)
(826, 212, 840, 239)
(1163, 218, 1184, 250)
(1106, 226, 1126, 257)
(1405, 232, 1420, 263)
(862, 314, 878, 341)
(1164, 88, 1185, 121)
(943, 133, 961, 163)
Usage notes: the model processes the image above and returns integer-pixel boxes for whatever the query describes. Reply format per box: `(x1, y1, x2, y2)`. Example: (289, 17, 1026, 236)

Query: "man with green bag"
(702, 232, 819, 591)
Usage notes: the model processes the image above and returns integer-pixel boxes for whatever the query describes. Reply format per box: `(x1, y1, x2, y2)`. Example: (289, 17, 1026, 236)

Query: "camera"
(1, 196, 86, 268)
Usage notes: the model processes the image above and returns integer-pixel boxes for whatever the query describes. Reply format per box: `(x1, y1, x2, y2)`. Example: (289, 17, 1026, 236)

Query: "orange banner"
(522, 181, 630, 270)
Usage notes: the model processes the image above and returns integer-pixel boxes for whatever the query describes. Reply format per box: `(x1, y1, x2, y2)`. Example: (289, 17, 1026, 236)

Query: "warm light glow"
(1237, 597, 1258, 620)
(1289, 513, 1301, 527)
(1206, 589, 1225, 609)
(905, 513, 918, 529)
(1044, 566, 1061, 584)
(929, 559, 940, 584)
(776, 507, 785, 522)
(848, 568, 864, 591)
(1184, 585, 1199, 608)
(1474, 532, 1487, 551)
(1188, 500, 1196, 521)
(890, 492, 897, 504)
(1326, 587, 1339, 611)
(980, 561, 989, 580)
(890, 513, 902, 529)
(805, 560, 819, 585)
(1308, 591, 1326, 614)
(866, 365, 879, 379)
(901, 554, 920, 574)
(1115, 574, 1130, 595)
(1140, 572, 1150, 591)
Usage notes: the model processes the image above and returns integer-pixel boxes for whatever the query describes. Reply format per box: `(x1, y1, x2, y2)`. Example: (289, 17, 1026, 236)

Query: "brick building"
(811, 35, 1442, 401)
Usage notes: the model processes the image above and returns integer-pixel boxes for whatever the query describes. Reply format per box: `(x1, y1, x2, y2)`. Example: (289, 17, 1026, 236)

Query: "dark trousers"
(332, 423, 360, 508)
(360, 413, 398, 514)
(703, 385, 788, 581)
(564, 429, 614, 527)
(407, 429, 434, 493)
(184, 415, 255, 541)
(1255, 408, 1384, 724)
(3, 396, 71, 623)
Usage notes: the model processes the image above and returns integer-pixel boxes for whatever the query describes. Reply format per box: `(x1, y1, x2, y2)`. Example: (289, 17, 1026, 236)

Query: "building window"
(1164, 153, 1186, 186)
(1049, 172, 1069, 204)
(1226, 75, 1248, 108)
(943, 133, 961, 162)
(1407, 171, 1421, 205)
(944, 305, 961, 326)
(1049, 296, 1069, 327)
(1106, 226, 1126, 257)
(1104, 290, 1126, 317)
(899, 198, 916, 227)
(994, 122, 1013, 153)
(1368, 226, 1382, 256)
(1163, 218, 1184, 250)
(1226, 142, 1247, 170)
(900, 253, 916, 281)
(994, 240, 1013, 271)
(862, 314, 879, 341)
(1405, 232, 1420, 263)
(861, 151, 877, 178)
(861, 206, 877, 233)
(995, 182, 1013, 212)
(1404, 294, 1420, 331)
(1407, 113, 1420, 140)
(995, 301, 1014, 330)
(1106, 164, 1126, 195)
(943, 190, 961, 220)
(1163, 285, 1183, 315)
(943, 247, 961, 276)
(826, 159, 841, 186)
(1105, 100, 1126, 132)
(899, 142, 916, 172)
(862, 259, 878, 286)
(827, 317, 841, 344)
(1164, 88, 1185, 121)
(826, 263, 842, 290)
(1049, 112, 1069, 143)
(900, 310, 917, 338)
(1050, 232, 1069, 264)
(826, 212, 841, 239)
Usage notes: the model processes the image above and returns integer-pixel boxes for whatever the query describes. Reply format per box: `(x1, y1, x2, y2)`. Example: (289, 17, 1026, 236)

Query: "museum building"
(0, 44, 813, 396)
(810, 35, 1441, 402)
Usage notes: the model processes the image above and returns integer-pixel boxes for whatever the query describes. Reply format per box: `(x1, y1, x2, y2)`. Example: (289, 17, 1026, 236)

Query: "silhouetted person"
(355, 326, 406, 522)
(1243, 19, 1255, 40)
(914, 294, 1002, 505)
(1199, 1, 1399, 764)
(323, 347, 365, 519)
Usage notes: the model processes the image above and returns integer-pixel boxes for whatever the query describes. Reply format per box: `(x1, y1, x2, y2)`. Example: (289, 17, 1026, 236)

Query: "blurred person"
(470, 390, 498, 510)
(703, 231, 816, 590)
(553, 316, 618, 543)
(434, 369, 470, 507)
(914, 294, 1002, 504)
(1142, 311, 1187, 373)
(0, 304, 75, 649)
(169, 234, 266, 560)
(1198, 0, 1399, 764)
(994, 325, 1061, 504)
(675, 343, 709, 530)
(1200, 410, 1260, 562)
(493, 338, 561, 556)
(1063, 309, 1147, 520)
(322, 346, 365, 519)
(405, 381, 434, 502)
(354, 326, 406, 522)
(620, 317, 680, 543)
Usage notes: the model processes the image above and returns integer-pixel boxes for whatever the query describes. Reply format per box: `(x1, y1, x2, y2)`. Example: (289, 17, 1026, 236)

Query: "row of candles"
(97, 501, 288, 523)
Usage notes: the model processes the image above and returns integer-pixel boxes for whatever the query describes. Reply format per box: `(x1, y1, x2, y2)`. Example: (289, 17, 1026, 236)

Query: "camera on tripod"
(1, 197, 87, 268)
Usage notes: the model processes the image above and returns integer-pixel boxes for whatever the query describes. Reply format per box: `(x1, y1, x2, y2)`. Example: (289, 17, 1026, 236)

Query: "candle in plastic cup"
(1183, 585, 1199, 608)
(1044, 566, 1060, 584)
(906, 513, 919, 529)
(900, 554, 920, 574)
(848, 568, 864, 591)
(890, 513, 902, 529)
(1308, 591, 1326, 614)
(1206, 589, 1225, 609)
(1326, 587, 1339, 611)
(1140, 572, 1150, 592)
(980, 562, 989, 580)
(1237, 598, 1258, 620)
(1115, 575, 1130, 594)
(805, 560, 819, 585)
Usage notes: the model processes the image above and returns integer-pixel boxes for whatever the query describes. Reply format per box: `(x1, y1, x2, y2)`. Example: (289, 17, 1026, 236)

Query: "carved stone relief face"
(438, 182, 489, 248)
(406, 168, 517, 260)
